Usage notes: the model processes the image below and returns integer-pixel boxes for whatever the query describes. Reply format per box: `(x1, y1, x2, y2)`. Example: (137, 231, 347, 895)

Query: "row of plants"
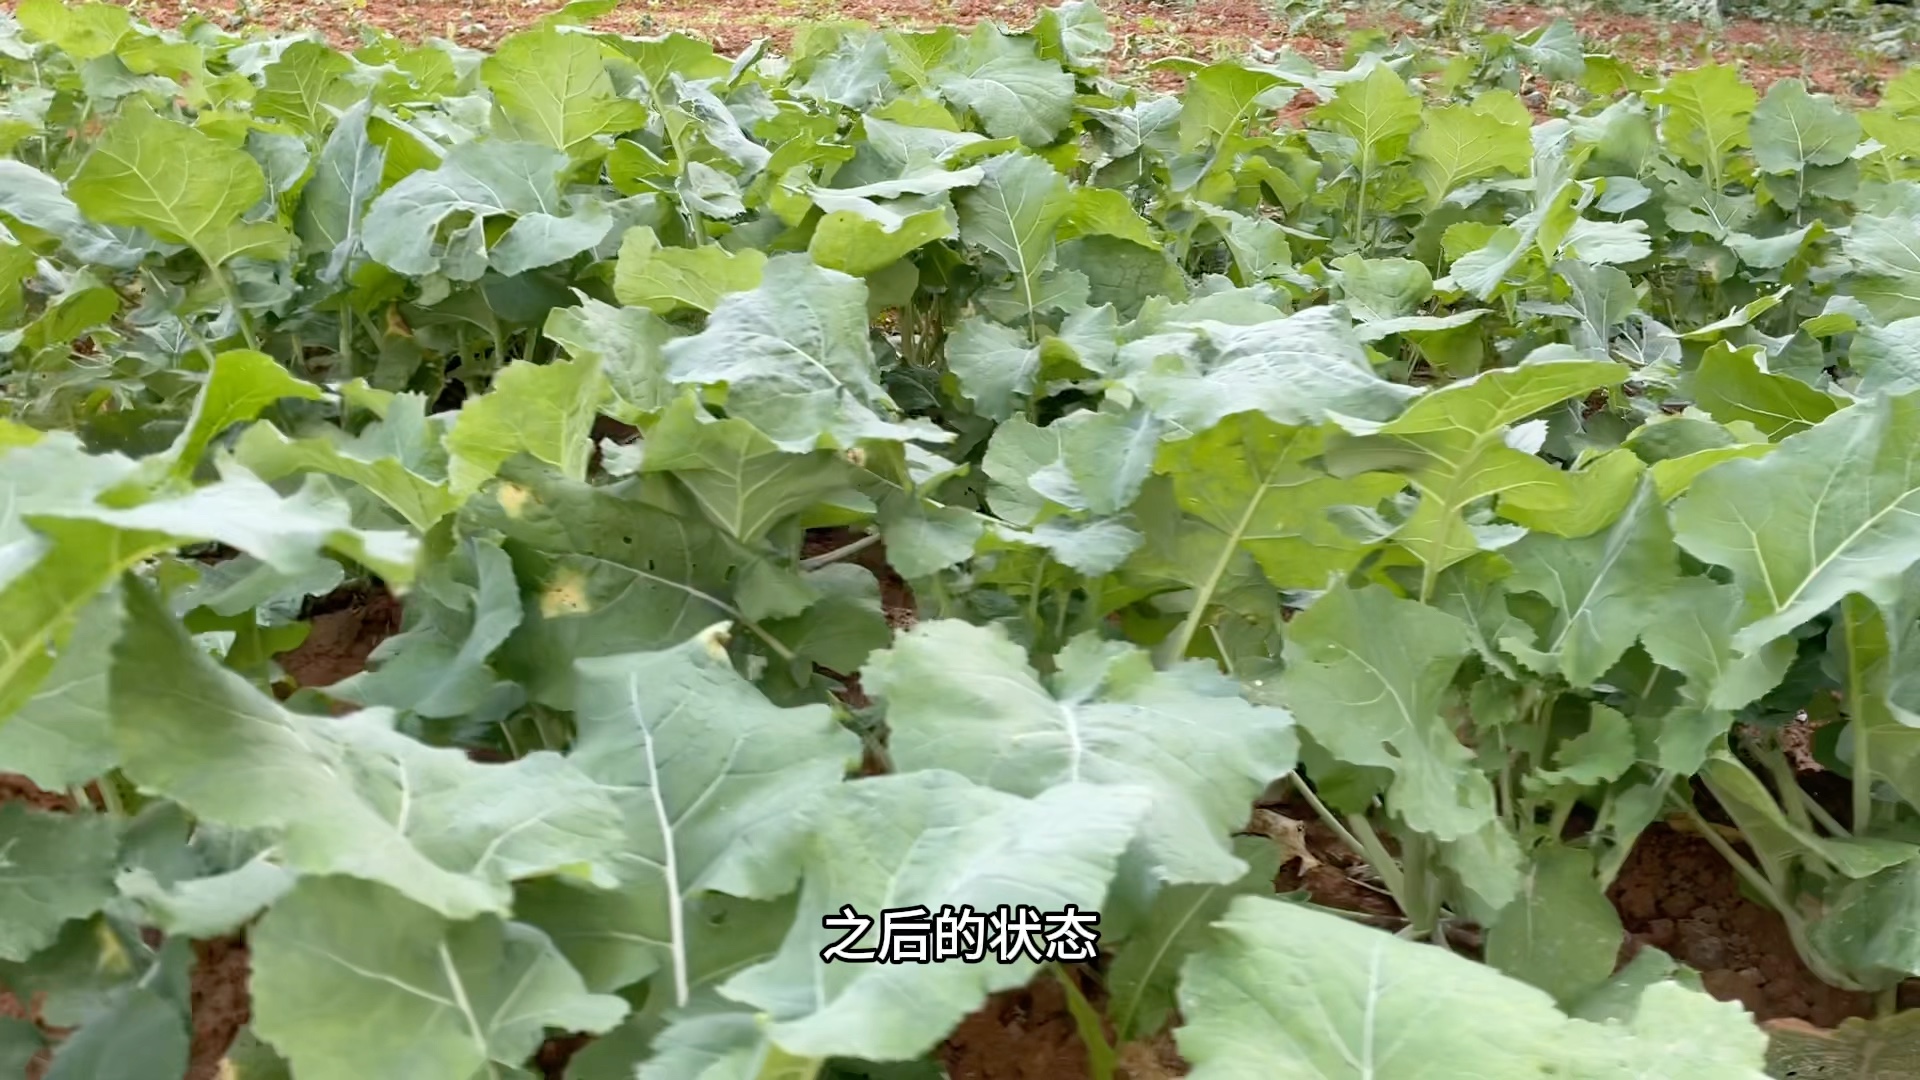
(2, 0, 1920, 1075)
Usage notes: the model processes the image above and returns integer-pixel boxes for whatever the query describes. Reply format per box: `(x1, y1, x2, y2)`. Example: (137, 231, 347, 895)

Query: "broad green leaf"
(362, 141, 613, 279)
(808, 206, 955, 277)
(1500, 481, 1678, 688)
(1485, 845, 1625, 1005)
(956, 153, 1072, 326)
(797, 31, 893, 111)
(1277, 584, 1490, 841)
(235, 417, 462, 534)
(1648, 65, 1757, 182)
(254, 41, 357, 134)
(1122, 306, 1422, 432)
(108, 579, 627, 919)
(468, 462, 780, 708)
(327, 537, 523, 719)
(251, 877, 627, 1080)
(0, 802, 119, 961)
(167, 349, 326, 481)
(1177, 62, 1291, 152)
(295, 98, 386, 283)
(636, 395, 857, 542)
(446, 354, 606, 494)
(866, 620, 1296, 884)
(1176, 896, 1771, 1078)
(0, 587, 121, 788)
(1852, 315, 1920, 397)
(1411, 91, 1533, 206)
(517, 628, 858, 1001)
(0, 161, 146, 269)
(663, 254, 947, 452)
(613, 225, 767, 314)
(1750, 78, 1860, 174)
(1312, 62, 1422, 184)
(68, 102, 285, 264)
(1156, 412, 1403, 595)
(1641, 577, 1794, 710)
(544, 296, 680, 417)
(17, 0, 127, 58)
(1034, 0, 1112, 69)
(1691, 342, 1838, 439)
(1325, 359, 1628, 586)
(719, 772, 1149, 1060)
(1806, 858, 1920, 989)
(945, 316, 1040, 419)
(481, 27, 648, 155)
(931, 24, 1073, 147)
(1674, 390, 1920, 650)
(1104, 836, 1283, 1043)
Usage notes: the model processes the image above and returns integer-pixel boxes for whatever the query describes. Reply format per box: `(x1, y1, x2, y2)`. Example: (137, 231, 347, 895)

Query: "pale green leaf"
(1500, 481, 1678, 688)
(1485, 845, 1625, 1005)
(663, 254, 948, 452)
(446, 355, 606, 495)
(481, 27, 648, 155)
(1674, 390, 1920, 650)
(0, 802, 119, 961)
(251, 877, 627, 1080)
(517, 628, 857, 999)
(1277, 584, 1490, 841)
(68, 102, 283, 264)
(719, 772, 1149, 1060)
(932, 24, 1073, 147)
(866, 620, 1296, 884)
(1176, 895, 1771, 1079)
(613, 226, 767, 314)
(108, 579, 628, 919)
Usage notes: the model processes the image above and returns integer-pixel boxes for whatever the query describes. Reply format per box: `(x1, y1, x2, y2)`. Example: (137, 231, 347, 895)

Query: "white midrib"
(437, 942, 498, 1080)
(630, 673, 691, 1008)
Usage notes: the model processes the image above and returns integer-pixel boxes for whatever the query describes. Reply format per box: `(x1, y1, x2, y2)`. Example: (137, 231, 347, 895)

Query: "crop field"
(2, 0, 1920, 1076)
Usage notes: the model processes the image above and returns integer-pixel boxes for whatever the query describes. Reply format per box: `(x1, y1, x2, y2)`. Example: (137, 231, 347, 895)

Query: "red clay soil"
(1610, 824, 1875, 1028)
(188, 938, 253, 1080)
(81, 0, 1903, 103)
(944, 976, 1099, 1080)
(273, 585, 403, 691)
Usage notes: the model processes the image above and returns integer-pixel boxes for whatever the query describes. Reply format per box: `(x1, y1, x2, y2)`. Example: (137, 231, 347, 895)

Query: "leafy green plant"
(2, 1, 1920, 1077)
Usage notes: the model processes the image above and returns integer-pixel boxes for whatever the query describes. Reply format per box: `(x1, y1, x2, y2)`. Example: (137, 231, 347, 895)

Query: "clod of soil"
(1609, 824, 1874, 1027)
(189, 938, 253, 1080)
(942, 976, 1095, 1080)
(274, 586, 403, 691)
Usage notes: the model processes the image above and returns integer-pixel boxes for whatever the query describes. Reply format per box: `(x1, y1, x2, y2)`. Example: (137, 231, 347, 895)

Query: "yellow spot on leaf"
(540, 569, 592, 619)
(496, 482, 532, 519)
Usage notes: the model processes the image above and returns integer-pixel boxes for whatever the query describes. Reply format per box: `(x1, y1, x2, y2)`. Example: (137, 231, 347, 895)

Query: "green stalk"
(1842, 598, 1877, 833)
(210, 261, 259, 352)
(1053, 967, 1117, 1080)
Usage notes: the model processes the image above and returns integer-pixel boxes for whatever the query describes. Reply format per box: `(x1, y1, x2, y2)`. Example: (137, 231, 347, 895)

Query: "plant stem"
(211, 262, 259, 352)
(1342, 810, 1414, 921)
(1053, 967, 1116, 1080)
(1287, 772, 1368, 858)
(1843, 600, 1877, 833)
(799, 532, 879, 571)
(96, 775, 124, 816)
(338, 310, 354, 376)
(1760, 743, 1814, 835)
